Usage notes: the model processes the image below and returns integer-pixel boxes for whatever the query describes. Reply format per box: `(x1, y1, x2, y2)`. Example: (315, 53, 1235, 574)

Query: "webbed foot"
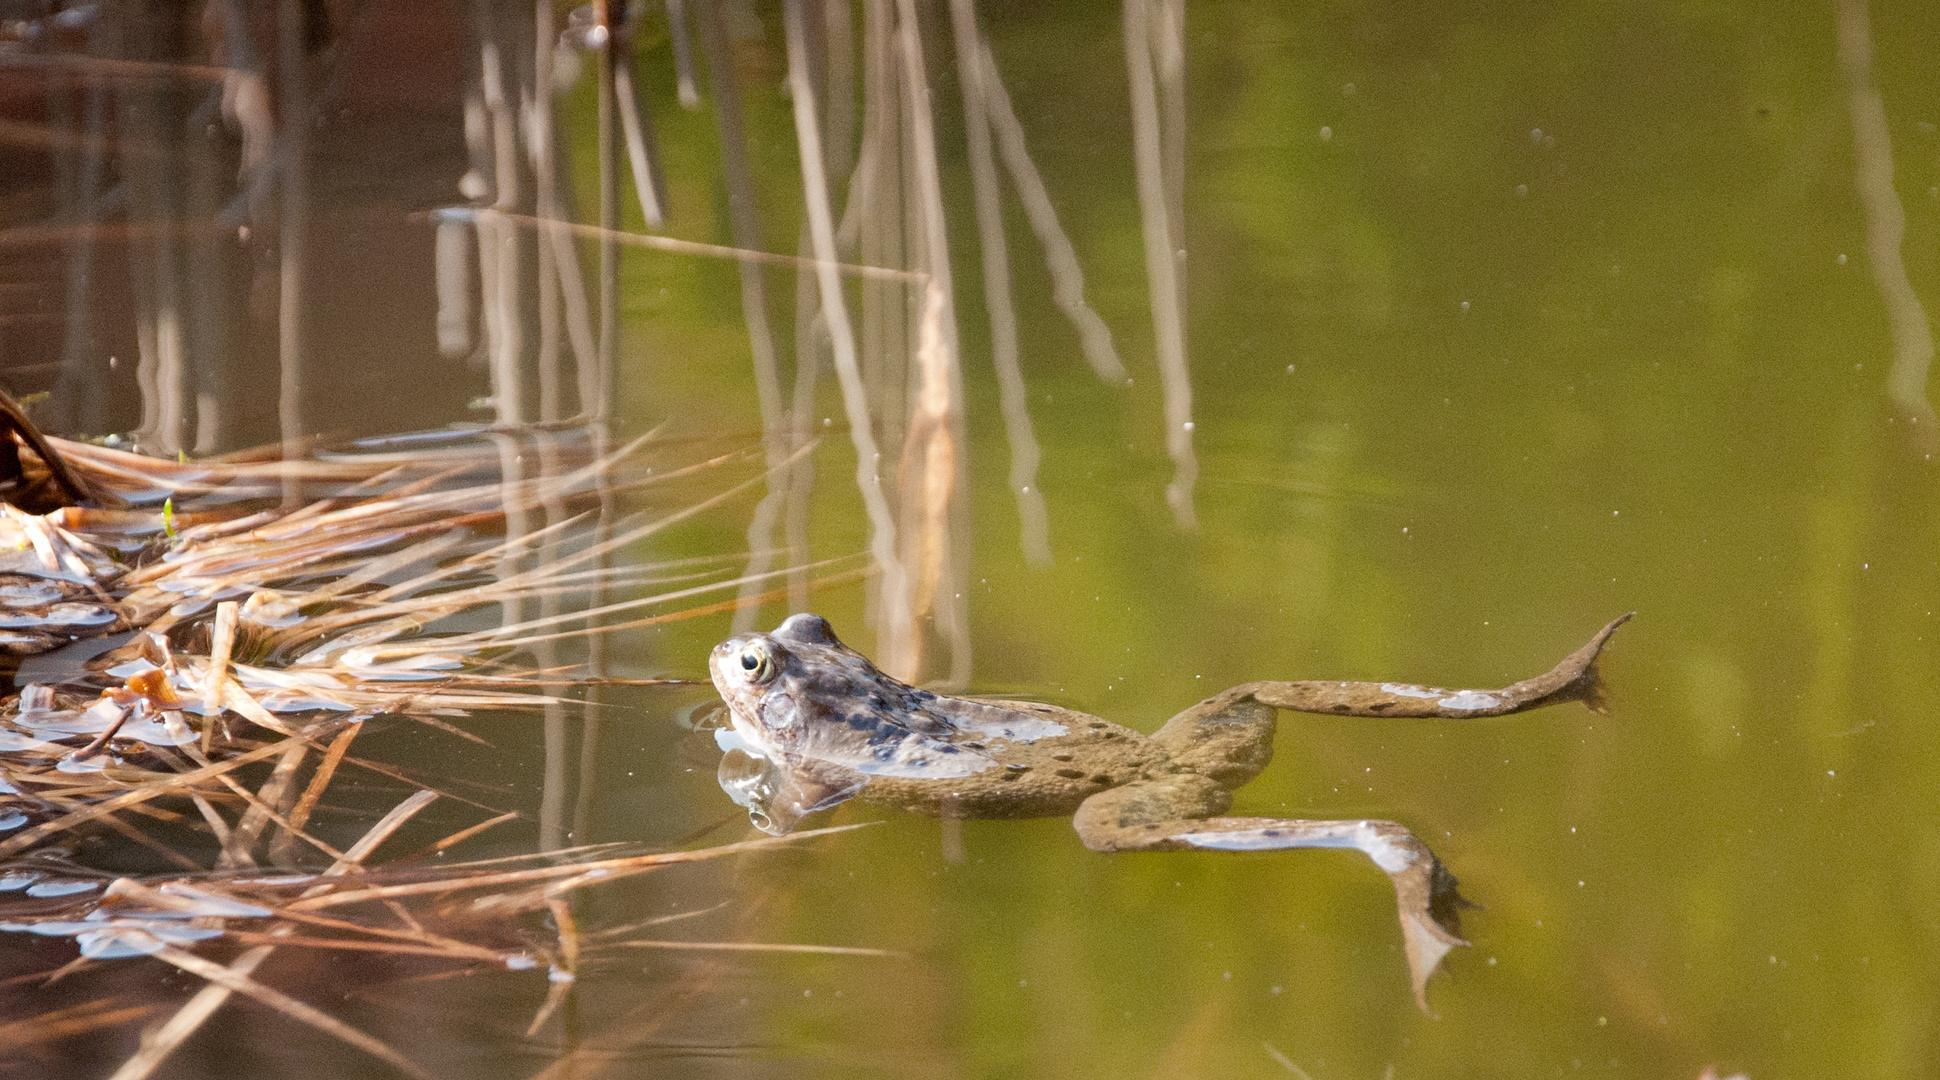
(1073, 780, 1470, 1013)
(1394, 847, 1474, 1015)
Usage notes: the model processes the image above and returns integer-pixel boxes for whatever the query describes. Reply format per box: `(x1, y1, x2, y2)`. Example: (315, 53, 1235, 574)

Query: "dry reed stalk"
(104, 947, 277, 1080)
(457, 208, 927, 283)
(898, 281, 956, 625)
(521, 877, 801, 1080)
(975, 38, 1124, 367)
(284, 823, 868, 912)
(210, 771, 344, 863)
(0, 998, 160, 1053)
(608, 940, 902, 957)
(1123, 0, 1196, 527)
(523, 896, 580, 1035)
(143, 943, 435, 1080)
(218, 741, 307, 868)
(782, 0, 915, 681)
(3, 824, 882, 1079)
(0, 739, 297, 858)
(946, 0, 1051, 567)
(104, 788, 444, 1080)
(402, 811, 519, 859)
(283, 723, 360, 838)
(0, 424, 890, 1074)
(0, 428, 829, 872)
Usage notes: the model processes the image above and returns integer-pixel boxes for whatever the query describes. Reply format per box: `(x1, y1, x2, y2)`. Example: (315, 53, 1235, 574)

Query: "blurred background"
(2, 0, 1939, 1077)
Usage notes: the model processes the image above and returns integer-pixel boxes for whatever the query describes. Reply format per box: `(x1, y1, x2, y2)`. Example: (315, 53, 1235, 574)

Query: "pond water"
(4, 1, 1940, 1077)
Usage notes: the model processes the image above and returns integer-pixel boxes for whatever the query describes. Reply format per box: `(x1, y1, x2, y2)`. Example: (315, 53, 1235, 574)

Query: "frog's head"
(707, 613, 877, 833)
(708, 612, 858, 755)
(707, 613, 1058, 834)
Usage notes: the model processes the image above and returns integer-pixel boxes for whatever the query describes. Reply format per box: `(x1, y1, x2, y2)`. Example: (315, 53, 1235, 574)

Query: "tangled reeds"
(0, 422, 879, 1077)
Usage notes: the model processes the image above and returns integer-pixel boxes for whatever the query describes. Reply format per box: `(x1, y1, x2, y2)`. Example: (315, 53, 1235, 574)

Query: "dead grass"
(0, 424, 883, 1078)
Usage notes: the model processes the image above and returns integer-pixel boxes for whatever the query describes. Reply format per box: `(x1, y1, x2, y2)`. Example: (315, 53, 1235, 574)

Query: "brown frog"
(708, 612, 1630, 1011)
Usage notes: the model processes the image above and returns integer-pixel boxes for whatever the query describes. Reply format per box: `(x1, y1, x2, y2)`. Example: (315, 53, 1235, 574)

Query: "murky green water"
(8, 0, 1940, 1076)
(619, 6, 1940, 1076)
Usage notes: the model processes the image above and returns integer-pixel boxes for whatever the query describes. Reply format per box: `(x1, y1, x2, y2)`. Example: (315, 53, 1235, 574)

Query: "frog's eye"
(738, 643, 777, 684)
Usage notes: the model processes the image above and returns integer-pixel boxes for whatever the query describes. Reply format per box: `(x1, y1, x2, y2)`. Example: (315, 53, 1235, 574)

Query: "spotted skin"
(708, 611, 1630, 1012)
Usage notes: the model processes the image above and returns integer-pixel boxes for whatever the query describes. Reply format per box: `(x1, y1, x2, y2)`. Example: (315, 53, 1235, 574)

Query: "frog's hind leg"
(1150, 696, 1280, 787)
(1073, 775, 1469, 1014)
(1149, 615, 1631, 782)
(1242, 612, 1632, 720)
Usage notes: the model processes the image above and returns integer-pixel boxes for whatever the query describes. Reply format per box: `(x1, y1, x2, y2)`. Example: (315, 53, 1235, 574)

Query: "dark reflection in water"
(7, 2, 478, 452)
(3, 0, 1940, 1078)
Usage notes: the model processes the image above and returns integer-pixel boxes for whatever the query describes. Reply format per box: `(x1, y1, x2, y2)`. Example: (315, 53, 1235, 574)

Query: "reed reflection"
(1124, 0, 1195, 527)
(1836, 0, 1937, 447)
(442, 0, 1191, 692)
(700, 0, 1150, 685)
(1, 1, 1234, 1070)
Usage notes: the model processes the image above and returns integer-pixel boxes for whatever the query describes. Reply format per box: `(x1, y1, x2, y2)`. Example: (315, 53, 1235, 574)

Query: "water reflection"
(8, 1, 1940, 1077)
(12, 1, 480, 449)
(498, 0, 1175, 698)
(1836, 0, 1937, 445)
(1124, 0, 1196, 527)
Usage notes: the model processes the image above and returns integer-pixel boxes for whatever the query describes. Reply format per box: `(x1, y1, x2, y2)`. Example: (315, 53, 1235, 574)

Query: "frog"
(707, 611, 1631, 1012)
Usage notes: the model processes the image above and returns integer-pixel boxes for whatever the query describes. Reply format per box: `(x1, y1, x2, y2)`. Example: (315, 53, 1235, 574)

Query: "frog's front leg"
(1072, 774, 1467, 1014)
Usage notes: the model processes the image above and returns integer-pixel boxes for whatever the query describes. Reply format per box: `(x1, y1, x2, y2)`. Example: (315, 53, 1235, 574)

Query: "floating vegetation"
(0, 423, 845, 812)
(0, 817, 878, 1079)
(0, 422, 877, 1076)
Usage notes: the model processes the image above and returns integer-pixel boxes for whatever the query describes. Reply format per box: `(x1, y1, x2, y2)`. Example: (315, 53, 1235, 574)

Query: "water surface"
(5, 1, 1940, 1077)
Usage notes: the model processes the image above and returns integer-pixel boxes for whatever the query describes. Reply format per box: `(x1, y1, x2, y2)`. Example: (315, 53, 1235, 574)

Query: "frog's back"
(860, 699, 1170, 819)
